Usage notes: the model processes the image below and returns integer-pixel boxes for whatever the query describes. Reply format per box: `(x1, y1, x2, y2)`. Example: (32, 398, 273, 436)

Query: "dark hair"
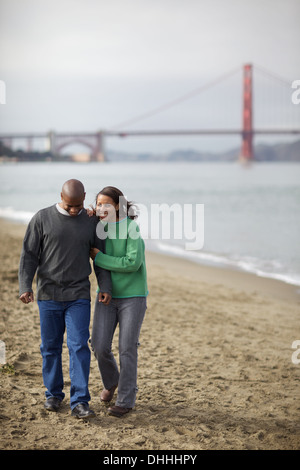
(96, 186, 137, 220)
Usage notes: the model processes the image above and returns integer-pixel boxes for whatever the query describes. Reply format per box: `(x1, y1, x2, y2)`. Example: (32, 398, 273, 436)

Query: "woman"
(90, 186, 148, 417)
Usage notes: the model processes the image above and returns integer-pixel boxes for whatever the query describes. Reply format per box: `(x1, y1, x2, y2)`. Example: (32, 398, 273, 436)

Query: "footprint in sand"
(13, 353, 37, 374)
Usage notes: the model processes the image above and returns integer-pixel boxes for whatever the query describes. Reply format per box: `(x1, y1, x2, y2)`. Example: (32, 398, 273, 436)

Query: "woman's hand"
(90, 247, 100, 260)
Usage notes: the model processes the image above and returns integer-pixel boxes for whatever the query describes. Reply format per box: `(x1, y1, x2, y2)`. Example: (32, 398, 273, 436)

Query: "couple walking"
(19, 179, 148, 419)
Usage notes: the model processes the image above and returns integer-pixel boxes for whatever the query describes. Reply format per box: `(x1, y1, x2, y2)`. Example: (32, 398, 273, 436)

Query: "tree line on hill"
(0, 139, 299, 162)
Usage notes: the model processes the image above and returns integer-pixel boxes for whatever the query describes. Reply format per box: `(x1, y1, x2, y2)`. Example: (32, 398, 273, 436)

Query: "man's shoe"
(71, 403, 95, 419)
(100, 385, 118, 402)
(108, 405, 132, 417)
(44, 397, 61, 412)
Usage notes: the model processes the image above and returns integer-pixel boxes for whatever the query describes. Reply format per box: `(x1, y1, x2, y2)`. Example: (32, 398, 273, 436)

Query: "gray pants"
(91, 296, 147, 408)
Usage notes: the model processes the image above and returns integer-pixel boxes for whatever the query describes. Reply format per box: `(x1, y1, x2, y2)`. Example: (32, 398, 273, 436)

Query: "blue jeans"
(91, 297, 147, 409)
(38, 299, 91, 410)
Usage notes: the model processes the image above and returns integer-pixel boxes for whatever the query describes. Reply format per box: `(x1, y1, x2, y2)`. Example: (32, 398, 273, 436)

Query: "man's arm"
(19, 213, 42, 303)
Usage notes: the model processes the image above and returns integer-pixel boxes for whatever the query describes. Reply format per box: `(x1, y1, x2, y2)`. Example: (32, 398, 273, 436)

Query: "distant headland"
(0, 139, 299, 163)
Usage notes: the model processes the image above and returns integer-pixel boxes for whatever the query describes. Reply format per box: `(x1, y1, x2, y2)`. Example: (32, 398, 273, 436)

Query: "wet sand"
(0, 219, 300, 450)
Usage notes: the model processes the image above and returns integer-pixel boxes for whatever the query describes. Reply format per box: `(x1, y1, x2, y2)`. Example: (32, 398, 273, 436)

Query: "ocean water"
(0, 161, 300, 286)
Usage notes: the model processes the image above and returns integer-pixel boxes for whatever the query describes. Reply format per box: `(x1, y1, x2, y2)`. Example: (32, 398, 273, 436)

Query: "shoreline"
(1, 218, 300, 450)
(145, 250, 300, 305)
(1, 217, 299, 305)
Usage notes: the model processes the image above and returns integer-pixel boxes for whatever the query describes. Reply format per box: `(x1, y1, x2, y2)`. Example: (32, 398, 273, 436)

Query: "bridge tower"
(90, 131, 105, 162)
(47, 130, 56, 155)
(240, 63, 253, 161)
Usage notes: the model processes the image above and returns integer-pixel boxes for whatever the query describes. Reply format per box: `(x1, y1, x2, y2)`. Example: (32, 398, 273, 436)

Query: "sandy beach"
(0, 218, 300, 450)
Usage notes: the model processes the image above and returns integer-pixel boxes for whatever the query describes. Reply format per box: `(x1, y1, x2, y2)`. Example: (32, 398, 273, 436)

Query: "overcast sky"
(0, 0, 299, 154)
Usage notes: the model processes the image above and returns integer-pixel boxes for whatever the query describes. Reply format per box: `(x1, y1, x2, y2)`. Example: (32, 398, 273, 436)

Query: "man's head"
(60, 179, 86, 217)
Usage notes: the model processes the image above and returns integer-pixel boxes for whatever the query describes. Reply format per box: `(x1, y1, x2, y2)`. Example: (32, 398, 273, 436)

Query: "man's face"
(60, 193, 85, 217)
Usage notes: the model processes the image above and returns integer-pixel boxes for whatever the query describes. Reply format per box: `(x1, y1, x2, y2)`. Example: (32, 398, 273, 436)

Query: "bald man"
(19, 179, 111, 419)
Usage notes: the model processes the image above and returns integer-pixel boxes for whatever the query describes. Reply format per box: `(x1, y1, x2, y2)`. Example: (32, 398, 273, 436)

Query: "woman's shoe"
(108, 405, 131, 417)
(100, 385, 117, 402)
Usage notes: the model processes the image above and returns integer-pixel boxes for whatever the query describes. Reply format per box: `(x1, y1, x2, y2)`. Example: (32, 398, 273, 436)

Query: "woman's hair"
(96, 186, 137, 220)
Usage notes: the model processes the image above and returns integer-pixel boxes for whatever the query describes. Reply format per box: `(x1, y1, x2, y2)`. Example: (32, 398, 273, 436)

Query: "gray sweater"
(19, 204, 111, 301)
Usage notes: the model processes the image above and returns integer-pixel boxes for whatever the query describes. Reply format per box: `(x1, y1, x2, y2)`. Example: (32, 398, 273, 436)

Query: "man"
(19, 179, 111, 419)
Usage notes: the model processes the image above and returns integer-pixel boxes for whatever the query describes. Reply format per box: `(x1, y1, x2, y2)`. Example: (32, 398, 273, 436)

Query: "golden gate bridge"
(1, 63, 299, 162)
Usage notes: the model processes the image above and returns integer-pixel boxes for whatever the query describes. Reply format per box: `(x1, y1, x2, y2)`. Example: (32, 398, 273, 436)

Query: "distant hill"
(106, 139, 300, 162)
(254, 140, 300, 162)
(1, 138, 300, 162)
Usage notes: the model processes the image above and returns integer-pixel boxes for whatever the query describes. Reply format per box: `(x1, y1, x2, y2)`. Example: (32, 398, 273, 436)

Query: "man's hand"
(99, 292, 111, 305)
(19, 292, 34, 304)
(86, 206, 96, 217)
(90, 247, 100, 260)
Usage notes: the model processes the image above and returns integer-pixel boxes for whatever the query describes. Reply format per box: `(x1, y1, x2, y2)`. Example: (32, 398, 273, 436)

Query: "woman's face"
(96, 194, 118, 222)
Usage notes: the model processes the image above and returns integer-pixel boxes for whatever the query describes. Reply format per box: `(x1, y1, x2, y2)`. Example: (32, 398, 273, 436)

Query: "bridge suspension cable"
(253, 62, 300, 129)
(110, 65, 241, 130)
(253, 63, 294, 87)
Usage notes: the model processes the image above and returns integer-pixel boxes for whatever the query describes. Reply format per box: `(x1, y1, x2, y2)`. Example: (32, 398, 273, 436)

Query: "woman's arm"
(94, 235, 144, 273)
